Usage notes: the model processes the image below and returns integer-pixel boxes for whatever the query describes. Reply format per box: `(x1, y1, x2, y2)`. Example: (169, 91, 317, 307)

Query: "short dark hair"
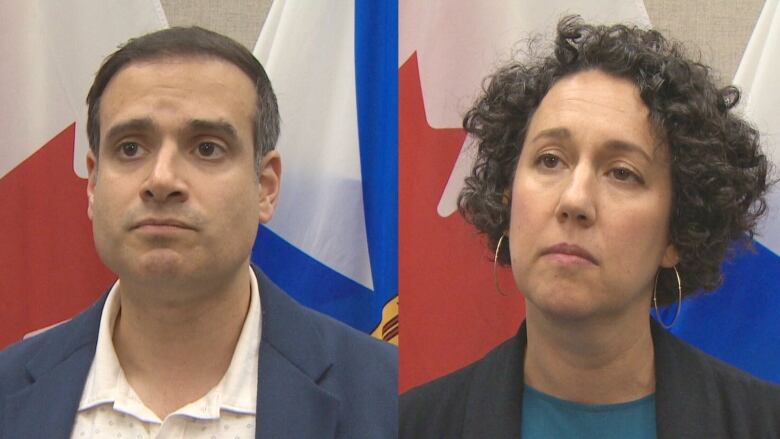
(86, 26, 279, 168)
(458, 16, 773, 304)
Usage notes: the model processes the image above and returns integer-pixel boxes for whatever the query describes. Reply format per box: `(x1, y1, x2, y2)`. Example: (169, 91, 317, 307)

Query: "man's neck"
(112, 265, 252, 419)
(523, 304, 655, 405)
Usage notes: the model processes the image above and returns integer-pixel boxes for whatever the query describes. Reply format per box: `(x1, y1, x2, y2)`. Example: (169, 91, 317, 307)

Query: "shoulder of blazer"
(0, 293, 107, 439)
(253, 265, 396, 383)
(253, 266, 398, 438)
(0, 294, 106, 394)
(400, 360, 475, 438)
(400, 324, 526, 439)
(652, 319, 780, 438)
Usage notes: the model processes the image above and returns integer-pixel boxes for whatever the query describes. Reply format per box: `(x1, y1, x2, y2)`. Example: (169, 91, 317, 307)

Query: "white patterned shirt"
(70, 269, 261, 439)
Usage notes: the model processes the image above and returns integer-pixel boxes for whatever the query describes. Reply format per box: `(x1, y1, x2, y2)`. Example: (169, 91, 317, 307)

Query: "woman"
(400, 16, 780, 438)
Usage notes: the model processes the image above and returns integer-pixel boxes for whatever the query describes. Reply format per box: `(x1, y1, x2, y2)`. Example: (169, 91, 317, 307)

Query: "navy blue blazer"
(0, 268, 397, 438)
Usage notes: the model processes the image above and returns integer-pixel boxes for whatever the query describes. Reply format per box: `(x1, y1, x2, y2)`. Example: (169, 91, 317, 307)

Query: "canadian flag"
(0, 1, 166, 348)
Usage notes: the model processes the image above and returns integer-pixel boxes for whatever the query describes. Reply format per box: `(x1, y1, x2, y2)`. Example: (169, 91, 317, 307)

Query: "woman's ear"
(502, 189, 512, 206)
(660, 243, 679, 268)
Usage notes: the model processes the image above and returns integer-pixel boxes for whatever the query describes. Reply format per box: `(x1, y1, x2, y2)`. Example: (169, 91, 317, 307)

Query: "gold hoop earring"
(653, 266, 682, 329)
(493, 235, 508, 296)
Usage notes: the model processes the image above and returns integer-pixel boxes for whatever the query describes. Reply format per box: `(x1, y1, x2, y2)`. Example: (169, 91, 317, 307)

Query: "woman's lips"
(540, 243, 598, 265)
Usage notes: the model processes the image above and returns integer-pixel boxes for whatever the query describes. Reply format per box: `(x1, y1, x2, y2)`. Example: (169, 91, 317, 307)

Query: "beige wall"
(645, 0, 764, 83)
(160, 0, 273, 50)
(160, 0, 765, 84)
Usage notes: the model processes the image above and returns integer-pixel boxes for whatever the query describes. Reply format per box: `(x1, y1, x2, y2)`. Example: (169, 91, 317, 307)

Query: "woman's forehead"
(526, 70, 667, 161)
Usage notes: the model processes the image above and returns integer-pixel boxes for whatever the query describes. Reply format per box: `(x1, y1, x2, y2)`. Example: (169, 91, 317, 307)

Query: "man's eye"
(120, 142, 141, 157)
(197, 142, 223, 158)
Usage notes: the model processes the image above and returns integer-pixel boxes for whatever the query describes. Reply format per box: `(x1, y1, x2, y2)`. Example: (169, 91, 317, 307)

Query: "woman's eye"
(539, 154, 560, 168)
(611, 167, 641, 183)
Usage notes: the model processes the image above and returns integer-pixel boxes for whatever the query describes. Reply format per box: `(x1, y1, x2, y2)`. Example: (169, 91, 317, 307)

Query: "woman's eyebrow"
(603, 140, 653, 163)
(530, 127, 570, 143)
(531, 126, 653, 163)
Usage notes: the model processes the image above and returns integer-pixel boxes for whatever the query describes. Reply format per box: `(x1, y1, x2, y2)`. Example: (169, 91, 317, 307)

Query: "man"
(0, 27, 397, 438)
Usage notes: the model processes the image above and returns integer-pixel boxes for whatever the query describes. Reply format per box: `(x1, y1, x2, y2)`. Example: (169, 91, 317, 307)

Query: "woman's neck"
(523, 305, 655, 404)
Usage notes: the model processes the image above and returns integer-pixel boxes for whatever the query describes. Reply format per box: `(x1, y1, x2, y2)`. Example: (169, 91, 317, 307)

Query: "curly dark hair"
(458, 15, 772, 304)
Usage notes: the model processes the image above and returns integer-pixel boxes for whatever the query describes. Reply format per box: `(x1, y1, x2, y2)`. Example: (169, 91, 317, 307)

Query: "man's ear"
(257, 151, 281, 224)
(660, 242, 679, 268)
(86, 150, 97, 220)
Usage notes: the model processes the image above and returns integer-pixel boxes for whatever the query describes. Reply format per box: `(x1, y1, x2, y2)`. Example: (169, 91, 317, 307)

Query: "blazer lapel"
(3, 297, 105, 439)
(254, 268, 340, 439)
(652, 320, 717, 438)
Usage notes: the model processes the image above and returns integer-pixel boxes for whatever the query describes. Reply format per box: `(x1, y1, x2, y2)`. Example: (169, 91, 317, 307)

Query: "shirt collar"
(77, 268, 262, 419)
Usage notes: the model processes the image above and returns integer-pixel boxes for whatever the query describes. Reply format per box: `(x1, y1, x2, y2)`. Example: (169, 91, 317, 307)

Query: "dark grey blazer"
(0, 267, 398, 438)
(400, 319, 780, 438)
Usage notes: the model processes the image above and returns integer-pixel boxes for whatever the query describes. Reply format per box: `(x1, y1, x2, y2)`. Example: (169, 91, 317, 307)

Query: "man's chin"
(127, 250, 192, 281)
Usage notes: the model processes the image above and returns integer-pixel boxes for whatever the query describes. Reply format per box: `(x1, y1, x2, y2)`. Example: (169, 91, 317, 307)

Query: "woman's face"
(509, 70, 679, 322)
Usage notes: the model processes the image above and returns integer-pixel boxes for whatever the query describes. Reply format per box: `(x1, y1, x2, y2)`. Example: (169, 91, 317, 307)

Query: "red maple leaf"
(399, 54, 525, 392)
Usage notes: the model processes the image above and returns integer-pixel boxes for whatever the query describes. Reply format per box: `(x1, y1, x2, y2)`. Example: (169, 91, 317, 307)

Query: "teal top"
(521, 385, 656, 439)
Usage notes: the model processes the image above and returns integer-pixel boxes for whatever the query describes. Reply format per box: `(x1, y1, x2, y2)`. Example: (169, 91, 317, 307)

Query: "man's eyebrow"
(187, 119, 240, 143)
(104, 117, 156, 143)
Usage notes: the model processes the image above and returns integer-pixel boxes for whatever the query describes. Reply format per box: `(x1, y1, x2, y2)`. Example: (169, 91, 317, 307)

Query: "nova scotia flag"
(668, 0, 780, 384)
(252, 0, 398, 342)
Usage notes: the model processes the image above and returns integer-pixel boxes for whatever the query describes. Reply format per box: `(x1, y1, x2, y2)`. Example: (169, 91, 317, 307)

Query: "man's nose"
(140, 142, 188, 204)
(554, 166, 596, 227)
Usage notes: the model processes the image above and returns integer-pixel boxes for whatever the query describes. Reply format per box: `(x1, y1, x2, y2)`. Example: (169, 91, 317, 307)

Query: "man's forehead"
(107, 54, 255, 87)
(100, 55, 257, 113)
(97, 55, 258, 143)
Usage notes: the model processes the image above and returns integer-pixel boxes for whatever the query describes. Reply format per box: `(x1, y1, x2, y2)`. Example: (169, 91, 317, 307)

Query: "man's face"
(86, 56, 280, 290)
(509, 70, 678, 322)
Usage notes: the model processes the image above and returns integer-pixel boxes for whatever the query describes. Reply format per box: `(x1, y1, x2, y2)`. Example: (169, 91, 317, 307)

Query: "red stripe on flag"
(0, 124, 115, 348)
